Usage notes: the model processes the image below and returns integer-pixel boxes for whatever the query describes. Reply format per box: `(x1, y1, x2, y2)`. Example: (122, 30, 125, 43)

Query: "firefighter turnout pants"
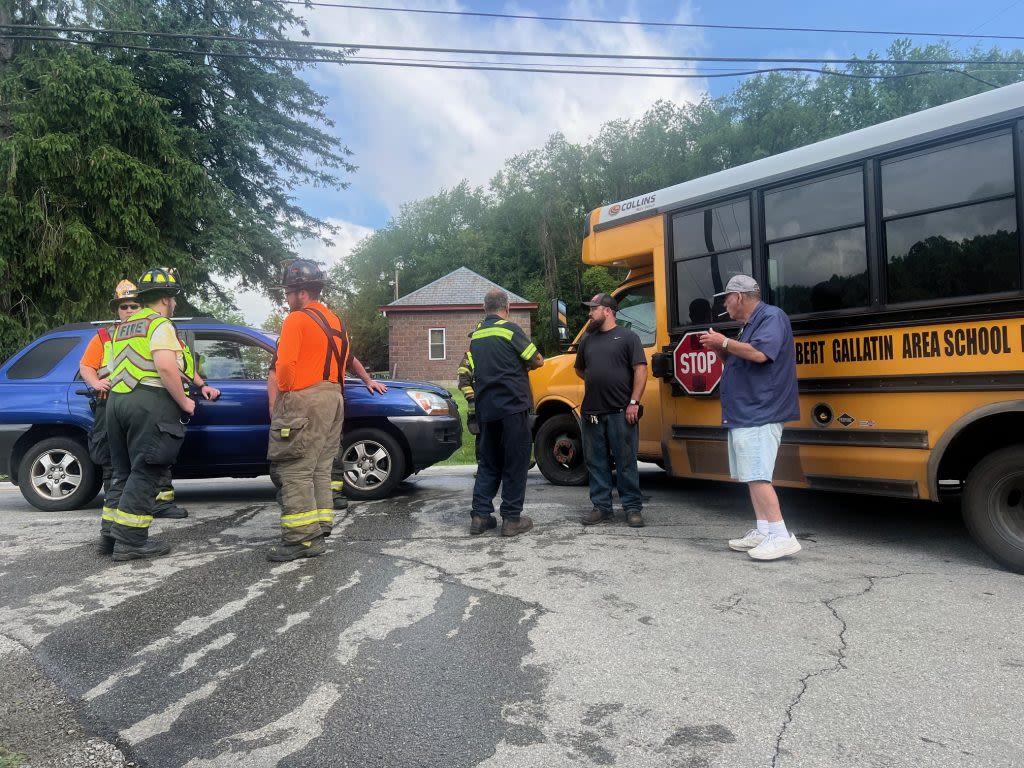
(88, 398, 113, 495)
(102, 386, 187, 546)
(268, 381, 344, 545)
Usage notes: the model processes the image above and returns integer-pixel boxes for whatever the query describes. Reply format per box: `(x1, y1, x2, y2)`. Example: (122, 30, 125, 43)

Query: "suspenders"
(300, 307, 349, 385)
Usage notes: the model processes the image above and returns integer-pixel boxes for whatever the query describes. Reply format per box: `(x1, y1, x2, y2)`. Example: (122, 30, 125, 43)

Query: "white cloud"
(232, 218, 376, 327)
(296, 0, 706, 214)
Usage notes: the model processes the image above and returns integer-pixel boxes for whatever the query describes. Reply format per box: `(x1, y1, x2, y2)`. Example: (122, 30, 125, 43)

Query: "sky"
(235, 0, 1024, 324)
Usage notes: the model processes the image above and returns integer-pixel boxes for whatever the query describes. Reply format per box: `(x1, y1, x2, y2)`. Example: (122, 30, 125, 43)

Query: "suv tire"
(340, 428, 406, 500)
(18, 436, 102, 512)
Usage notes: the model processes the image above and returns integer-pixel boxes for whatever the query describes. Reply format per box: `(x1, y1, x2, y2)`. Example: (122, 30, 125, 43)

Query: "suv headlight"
(407, 390, 450, 416)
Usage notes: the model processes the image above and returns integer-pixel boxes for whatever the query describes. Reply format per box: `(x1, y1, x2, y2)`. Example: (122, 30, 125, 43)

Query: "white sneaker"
(748, 533, 802, 560)
(728, 528, 766, 551)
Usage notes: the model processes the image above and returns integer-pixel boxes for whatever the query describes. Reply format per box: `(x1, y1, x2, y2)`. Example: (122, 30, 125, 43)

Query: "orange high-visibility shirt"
(275, 302, 349, 392)
(80, 333, 104, 370)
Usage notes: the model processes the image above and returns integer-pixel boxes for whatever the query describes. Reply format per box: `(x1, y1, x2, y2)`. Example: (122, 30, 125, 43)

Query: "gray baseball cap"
(713, 275, 759, 297)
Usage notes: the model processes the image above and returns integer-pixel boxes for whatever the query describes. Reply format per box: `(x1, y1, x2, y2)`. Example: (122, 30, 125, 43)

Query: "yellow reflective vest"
(109, 308, 172, 393)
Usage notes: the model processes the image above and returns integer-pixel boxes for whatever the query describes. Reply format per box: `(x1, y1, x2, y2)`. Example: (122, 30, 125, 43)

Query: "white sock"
(756, 519, 770, 535)
(767, 520, 789, 539)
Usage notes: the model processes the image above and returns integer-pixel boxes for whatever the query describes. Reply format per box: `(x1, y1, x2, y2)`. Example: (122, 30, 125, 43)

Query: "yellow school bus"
(530, 81, 1024, 572)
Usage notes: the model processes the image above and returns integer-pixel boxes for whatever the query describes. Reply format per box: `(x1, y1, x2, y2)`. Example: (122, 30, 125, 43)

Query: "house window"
(428, 328, 446, 360)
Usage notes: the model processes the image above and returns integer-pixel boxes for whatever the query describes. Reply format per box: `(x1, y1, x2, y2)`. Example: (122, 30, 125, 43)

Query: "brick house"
(381, 267, 536, 385)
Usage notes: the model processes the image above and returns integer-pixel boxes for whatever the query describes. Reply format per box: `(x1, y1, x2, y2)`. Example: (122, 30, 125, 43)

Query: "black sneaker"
(626, 511, 645, 528)
(501, 516, 534, 537)
(153, 506, 188, 519)
(111, 540, 172, 561)
(333, 494, 349, 510)
(469, 515, 497, 535)
(581, 508, 613, 526)
(267, 537, 326, 562)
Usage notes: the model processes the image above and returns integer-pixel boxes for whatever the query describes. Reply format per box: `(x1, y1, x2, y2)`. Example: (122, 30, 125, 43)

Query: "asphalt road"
(1, 466, 1021, 768)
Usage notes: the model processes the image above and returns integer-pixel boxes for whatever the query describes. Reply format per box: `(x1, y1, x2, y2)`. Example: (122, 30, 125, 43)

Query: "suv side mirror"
(551, 298, 570, 347)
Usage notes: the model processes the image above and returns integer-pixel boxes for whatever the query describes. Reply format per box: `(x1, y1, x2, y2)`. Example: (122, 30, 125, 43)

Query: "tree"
(0, 0, 354, 357)
(0, 47, 216, 354)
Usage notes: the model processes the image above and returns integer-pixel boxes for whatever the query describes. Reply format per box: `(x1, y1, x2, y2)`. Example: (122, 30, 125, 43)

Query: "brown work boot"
(581, 508, 613, 526)
(501, 516, 534, 537)
(469, 515, 497, 535)
(626, 510, 645, 528)
(267, 537, 326, 562)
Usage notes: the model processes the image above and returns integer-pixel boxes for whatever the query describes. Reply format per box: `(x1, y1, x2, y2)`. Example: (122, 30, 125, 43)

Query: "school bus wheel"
(534, 413, 588, 486)
(962, 446, 1024, 574)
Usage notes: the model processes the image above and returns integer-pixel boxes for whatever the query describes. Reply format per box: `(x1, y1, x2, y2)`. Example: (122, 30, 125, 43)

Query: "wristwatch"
(721, 338, 729, 350)
(629, 399, 639, 406)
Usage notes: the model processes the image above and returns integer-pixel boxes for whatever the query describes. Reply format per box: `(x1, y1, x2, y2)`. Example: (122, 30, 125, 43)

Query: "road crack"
(771, 572, 910, 767)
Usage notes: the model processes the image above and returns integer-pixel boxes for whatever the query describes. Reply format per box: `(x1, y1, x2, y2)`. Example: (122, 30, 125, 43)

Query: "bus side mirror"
(551, 298, 570, 347)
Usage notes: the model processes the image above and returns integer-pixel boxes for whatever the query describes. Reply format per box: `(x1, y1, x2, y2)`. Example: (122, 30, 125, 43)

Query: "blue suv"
(0, 319, 462, 511)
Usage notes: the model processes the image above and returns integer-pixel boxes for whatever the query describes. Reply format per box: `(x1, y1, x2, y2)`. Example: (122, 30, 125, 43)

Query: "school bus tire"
(534, 413, 588, 486)
(962, 446, 1024, 574)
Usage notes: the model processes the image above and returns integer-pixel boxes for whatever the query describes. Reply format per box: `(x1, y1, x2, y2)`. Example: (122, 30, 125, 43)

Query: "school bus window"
(615, 284, 656, 345)
(673, 249, 752, 327)
(764, 169, 864, 240)
(673, 200, 750, 258)
(764, 169, 868, 315)
(881, 132, 1014, 217)
(882, 131, 1018, 304)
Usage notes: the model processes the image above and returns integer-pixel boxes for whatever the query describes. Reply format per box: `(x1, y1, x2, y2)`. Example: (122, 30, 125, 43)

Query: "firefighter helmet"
(108, 279, 139, 310)
(277, 259, 327, 291)
(136, 267, 182, 301)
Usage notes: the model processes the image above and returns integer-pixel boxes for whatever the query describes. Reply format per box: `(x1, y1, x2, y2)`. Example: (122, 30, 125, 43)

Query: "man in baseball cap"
(581, 293, 619, 311)
(713, 274, 760, 297)
(699, 274, 802, 561)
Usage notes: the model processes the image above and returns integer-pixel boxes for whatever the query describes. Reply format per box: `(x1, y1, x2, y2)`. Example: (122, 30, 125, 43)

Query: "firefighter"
(79, 280, 141, 500)
(152, 335, 220, 519)
(266, 260, 346, 562)
(100, 267, 195, 560)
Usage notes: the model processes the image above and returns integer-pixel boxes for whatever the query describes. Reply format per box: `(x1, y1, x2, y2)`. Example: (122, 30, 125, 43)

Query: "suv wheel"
(340, 428, 406, 500)
(18, 436, 102, 511)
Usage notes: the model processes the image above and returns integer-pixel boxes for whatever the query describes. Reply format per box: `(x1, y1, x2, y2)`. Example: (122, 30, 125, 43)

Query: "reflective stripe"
(466, 351, 473, 367)
(107, 509, 153, 529)
(316, 509, 334, 523)
(330, 481, 344, 491)
(281, 510, 322, 528)
(101, 506, 119, 521)
(156, 490, 175, 501)
(471, 326, 514, 342)
(521, 343, 538, 361)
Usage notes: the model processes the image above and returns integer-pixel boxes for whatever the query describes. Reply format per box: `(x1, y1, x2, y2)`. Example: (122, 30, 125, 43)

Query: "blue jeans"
(582, 411, 642, 514)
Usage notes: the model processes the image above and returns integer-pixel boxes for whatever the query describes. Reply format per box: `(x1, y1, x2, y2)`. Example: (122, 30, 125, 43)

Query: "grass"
(438, 388, 477, 466)
(0, 745, 25, 768)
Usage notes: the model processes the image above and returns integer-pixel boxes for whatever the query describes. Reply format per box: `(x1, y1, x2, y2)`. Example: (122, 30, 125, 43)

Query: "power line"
(279, 1, 1024, 42)
(2, 23, 1023, 65)
(0, 32, 1008, 86)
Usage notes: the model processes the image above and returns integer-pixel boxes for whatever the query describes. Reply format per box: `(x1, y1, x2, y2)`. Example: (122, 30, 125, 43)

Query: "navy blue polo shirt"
(470, 315, 538, 422)
(720, 301, 800, 428)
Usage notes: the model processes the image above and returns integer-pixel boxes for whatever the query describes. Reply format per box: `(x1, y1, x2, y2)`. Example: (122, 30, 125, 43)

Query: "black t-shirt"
(576, 325, 646, 415)
(470, 315, 538, 422)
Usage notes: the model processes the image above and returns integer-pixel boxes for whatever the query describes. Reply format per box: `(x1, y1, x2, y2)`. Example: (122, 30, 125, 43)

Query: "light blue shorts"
(727, 423, 784, 482)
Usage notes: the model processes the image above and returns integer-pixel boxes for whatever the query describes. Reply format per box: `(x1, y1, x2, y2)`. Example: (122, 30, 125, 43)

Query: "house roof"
(382, 266, 536, 311)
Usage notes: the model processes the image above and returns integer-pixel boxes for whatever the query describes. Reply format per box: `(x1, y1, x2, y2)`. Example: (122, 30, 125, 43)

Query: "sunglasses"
(119, 303, 140, 311)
